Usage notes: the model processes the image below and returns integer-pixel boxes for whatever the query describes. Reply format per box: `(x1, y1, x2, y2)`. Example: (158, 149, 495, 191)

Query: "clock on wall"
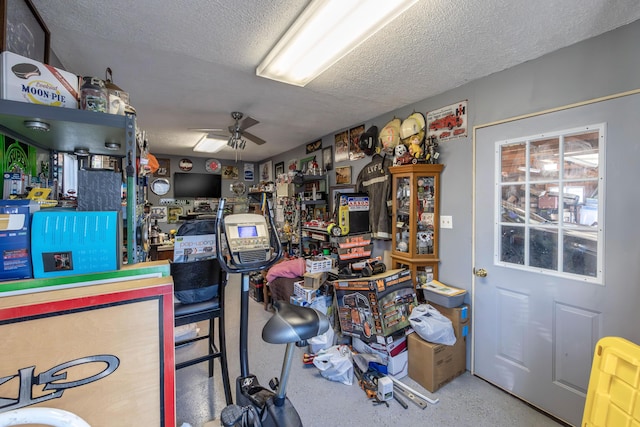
(179, 158, 193, 171)
(205, 158, 222, 173)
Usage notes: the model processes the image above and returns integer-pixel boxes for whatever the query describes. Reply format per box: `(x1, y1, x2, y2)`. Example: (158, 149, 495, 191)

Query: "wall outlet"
(440, 215, 453, 229)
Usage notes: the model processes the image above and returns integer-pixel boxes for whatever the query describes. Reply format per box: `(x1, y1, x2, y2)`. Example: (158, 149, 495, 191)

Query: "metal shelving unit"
(0, 99, 144, 264)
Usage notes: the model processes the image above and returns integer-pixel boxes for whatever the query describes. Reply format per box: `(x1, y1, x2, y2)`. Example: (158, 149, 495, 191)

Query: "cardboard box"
(333, 269, 417, 343)
(304, 271, 327, 289)
(276, 183, 294, 197)
(1, 51, 79, 108)
(0, 202, 34, 281)
(407, 332, 466, 392)
(334, 233, 371, 248)
(429, 302, 469, 323)
(429, 302, 470, 339)
(352, 334, 409, 378)
(173, 234, 216, 262)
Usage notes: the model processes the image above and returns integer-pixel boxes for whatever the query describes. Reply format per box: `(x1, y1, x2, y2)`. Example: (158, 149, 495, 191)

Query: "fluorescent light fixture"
(566, 153, 599, 168)
(257, 0, 420, 86)
(193, 134, 228, 153)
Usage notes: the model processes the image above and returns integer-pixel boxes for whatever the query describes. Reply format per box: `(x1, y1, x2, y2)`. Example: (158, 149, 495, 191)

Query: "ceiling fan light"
(194, 134, 228, 153)
(256, 0, 420, 86)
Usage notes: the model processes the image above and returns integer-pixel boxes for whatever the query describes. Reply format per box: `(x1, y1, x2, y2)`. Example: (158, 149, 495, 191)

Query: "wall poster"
(426, 100, 468, 142)
(349, 124, 365, 161)
(334, 130, 349, 163)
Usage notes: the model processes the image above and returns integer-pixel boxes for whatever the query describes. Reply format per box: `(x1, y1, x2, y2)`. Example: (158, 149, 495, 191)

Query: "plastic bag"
(313, 345, 354, 385)
(409, 304, 456, 345)
(308, 325, 335, 354)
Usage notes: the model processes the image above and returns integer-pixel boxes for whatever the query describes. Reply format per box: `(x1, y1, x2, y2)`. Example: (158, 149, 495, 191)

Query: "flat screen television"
(173, 172, 222, 198)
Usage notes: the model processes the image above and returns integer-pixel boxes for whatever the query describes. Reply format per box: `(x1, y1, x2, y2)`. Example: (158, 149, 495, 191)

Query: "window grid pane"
(496, 125, 603, 282)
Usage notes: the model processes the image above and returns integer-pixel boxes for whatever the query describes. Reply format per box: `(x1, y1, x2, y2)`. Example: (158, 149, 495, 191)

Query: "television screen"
(173, 173, 222, 198)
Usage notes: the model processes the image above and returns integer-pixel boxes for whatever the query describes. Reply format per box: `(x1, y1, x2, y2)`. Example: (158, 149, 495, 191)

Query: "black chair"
(172, 257, 233, 405)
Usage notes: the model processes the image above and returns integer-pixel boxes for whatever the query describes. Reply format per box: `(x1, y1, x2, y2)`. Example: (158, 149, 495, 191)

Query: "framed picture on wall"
(1, 0, 51, 63)
(150, 206, 168, 223)
(322, 146, 333, 171)
(154, 158, 170, 177)
(167, 206, 183, 223)
(306, 139, 322, 154)
(260, 160, 273, 182)
(275, 161, 285, 177)
(349, 124, 365, 161)
(334, 130, 349, 162)
(335, 165, 351, 184)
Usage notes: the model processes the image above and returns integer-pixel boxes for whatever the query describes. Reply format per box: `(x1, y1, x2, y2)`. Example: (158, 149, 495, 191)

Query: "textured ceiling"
(32, 0, 640, 162)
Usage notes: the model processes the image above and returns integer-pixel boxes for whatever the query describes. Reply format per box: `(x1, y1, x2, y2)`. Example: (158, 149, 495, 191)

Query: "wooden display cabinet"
(389, 164, 444, 294)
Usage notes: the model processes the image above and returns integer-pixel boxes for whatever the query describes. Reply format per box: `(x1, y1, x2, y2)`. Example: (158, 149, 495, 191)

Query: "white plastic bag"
(308, 325, 335, 354)
(409, 304, 456, 345)
(312, 345, 354, 385)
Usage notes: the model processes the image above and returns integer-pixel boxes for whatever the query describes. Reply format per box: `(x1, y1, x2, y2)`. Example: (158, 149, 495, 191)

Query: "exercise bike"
(215, 198, 330, 427)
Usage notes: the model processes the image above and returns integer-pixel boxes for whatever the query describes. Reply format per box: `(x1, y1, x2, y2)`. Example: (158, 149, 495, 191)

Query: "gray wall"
(146, 156, 257, 233)
(267, 19, 640, 292)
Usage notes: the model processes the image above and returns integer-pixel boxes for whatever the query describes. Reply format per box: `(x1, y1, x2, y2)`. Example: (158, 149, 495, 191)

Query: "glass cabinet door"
(394, 175, 412, 253)
(391, 164, 443, 260)
(415, 174, 436, 255)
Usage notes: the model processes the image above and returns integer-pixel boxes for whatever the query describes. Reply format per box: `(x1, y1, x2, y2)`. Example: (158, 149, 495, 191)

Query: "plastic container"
(582, 336, 640, 426)
(421, 280, 467, 308)
(306, 256, 333, 273)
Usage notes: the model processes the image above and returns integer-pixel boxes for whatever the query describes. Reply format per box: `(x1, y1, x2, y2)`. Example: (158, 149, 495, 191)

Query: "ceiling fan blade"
(242, 131, 266, 145)
(240, 116, 259, 130)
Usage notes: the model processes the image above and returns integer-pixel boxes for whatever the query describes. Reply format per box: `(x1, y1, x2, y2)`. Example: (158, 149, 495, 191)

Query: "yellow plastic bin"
(582, 336, 640, 426)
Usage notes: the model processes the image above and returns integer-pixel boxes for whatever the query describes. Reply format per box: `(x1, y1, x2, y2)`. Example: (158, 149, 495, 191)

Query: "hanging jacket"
(355, 154, 393, 239)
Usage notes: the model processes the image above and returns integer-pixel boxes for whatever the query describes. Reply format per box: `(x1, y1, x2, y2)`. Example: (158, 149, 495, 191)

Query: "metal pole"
(275, 343, 296, 405)
(239, 273, 250, 377)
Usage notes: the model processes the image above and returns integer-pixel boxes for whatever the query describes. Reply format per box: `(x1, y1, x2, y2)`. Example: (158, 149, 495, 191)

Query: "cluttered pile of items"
(260, 177, 470, 410)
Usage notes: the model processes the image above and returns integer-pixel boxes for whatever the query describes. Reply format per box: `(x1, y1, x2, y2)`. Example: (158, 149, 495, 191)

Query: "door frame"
(470, 87, 640, 374)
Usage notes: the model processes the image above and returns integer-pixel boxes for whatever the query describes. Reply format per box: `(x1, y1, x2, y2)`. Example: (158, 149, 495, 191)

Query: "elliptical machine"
(215, 198, 330, 427)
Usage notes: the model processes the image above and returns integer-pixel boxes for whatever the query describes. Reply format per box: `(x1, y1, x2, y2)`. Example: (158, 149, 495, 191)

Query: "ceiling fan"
(192, 111, 266, 150)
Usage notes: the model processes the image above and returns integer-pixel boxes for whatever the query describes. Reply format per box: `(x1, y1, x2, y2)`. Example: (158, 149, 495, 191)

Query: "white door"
(473, 93, 640, 426)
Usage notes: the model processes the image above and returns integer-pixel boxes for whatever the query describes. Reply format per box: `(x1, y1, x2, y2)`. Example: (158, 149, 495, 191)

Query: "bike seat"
(262, 300, 330, 344)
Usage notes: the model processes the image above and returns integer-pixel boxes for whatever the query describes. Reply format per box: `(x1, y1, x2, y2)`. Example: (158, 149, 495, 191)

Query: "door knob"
(473, 268, 488, 277)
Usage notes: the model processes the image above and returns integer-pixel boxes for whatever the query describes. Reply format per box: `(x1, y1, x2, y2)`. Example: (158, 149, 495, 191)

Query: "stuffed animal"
(408, 134, 423, 159)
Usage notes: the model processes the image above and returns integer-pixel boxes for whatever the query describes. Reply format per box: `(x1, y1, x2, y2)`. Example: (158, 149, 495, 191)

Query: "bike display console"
(223, 213, 271, 265)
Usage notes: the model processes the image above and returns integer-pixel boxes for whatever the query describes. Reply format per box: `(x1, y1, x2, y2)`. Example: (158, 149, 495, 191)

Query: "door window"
(495, 124, 604, 283)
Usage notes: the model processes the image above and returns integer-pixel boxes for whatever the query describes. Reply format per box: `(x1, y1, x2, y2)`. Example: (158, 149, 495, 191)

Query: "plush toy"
(408, 134, 423, 159)
(393, 144, 407, 165)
